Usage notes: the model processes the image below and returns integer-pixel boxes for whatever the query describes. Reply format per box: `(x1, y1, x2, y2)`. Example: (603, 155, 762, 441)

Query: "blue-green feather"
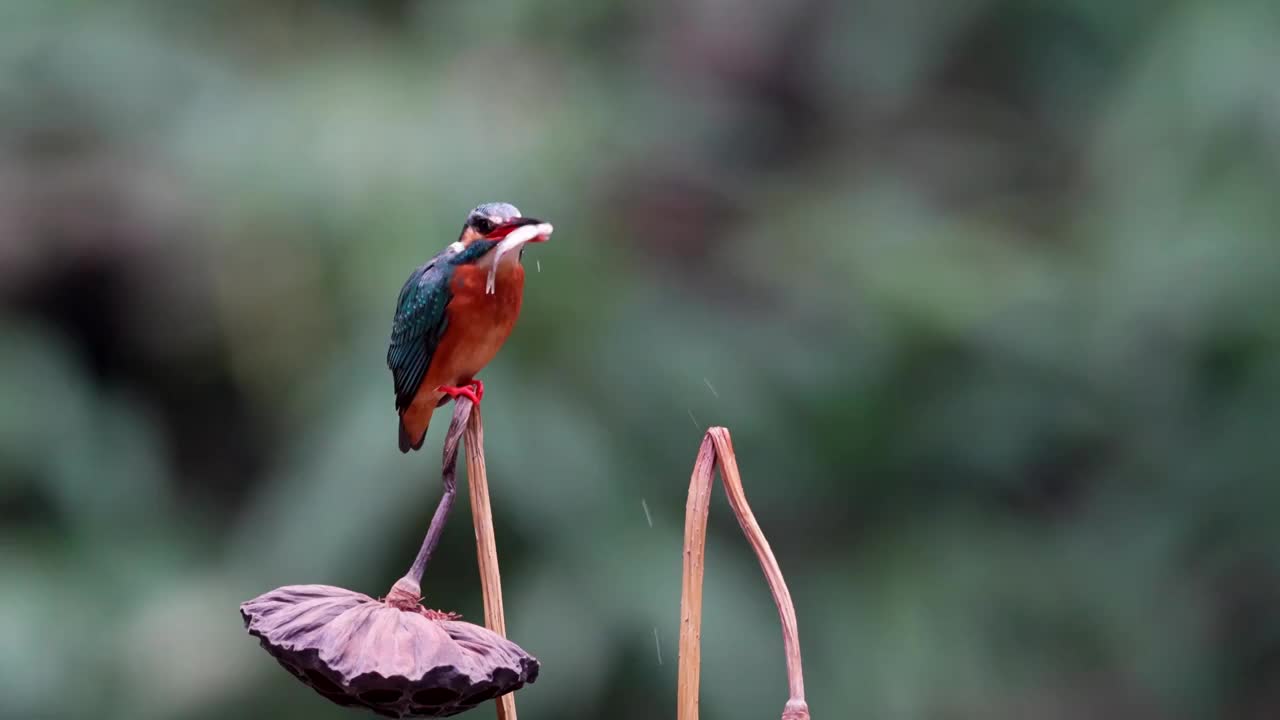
(386, 240, 499, 413)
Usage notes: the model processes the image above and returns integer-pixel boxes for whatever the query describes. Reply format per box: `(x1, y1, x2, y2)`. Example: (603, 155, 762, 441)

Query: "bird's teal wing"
(387, 256, 454, 413)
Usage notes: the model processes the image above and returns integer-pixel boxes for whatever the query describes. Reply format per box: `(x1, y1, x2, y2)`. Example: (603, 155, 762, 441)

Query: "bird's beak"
(487, 217, 552, 243)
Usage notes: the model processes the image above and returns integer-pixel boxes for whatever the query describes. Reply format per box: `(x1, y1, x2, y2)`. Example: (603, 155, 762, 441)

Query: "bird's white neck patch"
(486, 223, 553, 294)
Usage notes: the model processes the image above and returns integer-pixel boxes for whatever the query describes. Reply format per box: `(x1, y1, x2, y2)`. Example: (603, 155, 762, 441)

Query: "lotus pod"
(241, 581, 538, 718)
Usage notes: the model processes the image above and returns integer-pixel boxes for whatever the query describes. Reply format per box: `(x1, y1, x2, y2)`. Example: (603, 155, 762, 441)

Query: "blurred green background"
(3, 1, 1280, 719)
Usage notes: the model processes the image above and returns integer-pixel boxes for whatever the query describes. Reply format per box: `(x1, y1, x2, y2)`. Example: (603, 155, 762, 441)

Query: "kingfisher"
(387, 202, 552, 452)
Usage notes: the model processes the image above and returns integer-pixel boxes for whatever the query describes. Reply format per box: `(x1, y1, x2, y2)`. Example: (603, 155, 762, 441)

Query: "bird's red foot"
(438, 379, 485, 406)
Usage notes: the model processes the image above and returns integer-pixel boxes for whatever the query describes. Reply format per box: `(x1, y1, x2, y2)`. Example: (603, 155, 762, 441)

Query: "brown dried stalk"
(678, 427, 810, 720)
(410, 397, 520, 720)
(462, 404, 518, 720)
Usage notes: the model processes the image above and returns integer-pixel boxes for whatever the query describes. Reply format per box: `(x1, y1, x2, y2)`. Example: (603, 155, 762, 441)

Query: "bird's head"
(450, 202, 552, 265)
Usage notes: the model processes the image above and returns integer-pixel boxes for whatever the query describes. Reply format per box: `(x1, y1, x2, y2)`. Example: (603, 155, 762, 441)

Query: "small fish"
(487, 222, 553, 294)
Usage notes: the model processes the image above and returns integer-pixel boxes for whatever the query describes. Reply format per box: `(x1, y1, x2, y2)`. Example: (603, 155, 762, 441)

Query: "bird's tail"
(398, 412, 430, 453)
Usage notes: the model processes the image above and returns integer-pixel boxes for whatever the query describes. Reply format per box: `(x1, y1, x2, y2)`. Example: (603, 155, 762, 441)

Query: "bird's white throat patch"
(486, 223, 553, 294)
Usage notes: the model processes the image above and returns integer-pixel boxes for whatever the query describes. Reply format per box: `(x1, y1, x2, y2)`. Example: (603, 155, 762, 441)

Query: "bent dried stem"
(389, 399, 473, 604)
(677, 427, 810, 720)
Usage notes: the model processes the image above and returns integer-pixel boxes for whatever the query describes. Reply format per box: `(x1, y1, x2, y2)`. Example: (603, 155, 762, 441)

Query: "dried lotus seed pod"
(241, 581, 538, 718)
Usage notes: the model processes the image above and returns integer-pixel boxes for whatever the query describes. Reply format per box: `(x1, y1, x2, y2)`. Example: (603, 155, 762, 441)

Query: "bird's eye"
(471, 217, 495, 235)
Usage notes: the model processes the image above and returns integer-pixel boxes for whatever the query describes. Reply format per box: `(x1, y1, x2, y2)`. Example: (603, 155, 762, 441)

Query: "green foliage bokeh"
(2, 1, 1280, 719)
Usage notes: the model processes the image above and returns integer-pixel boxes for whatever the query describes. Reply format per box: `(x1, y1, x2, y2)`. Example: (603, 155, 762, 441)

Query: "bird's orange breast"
(427, 261, 525, 388)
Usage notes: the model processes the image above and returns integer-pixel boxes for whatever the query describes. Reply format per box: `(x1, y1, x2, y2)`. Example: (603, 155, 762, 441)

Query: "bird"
(387, 202, 552, 452)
